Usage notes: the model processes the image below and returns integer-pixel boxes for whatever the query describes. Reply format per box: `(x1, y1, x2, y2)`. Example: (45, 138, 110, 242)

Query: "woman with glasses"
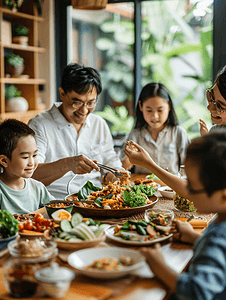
(28, 63, 123, 199)
(200, 65, 226, 135)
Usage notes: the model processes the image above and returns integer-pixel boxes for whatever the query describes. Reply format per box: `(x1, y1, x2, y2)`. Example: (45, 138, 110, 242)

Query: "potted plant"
(12, 24, 29, 46)
(5, 53, 24, 77)
(5, 85, 28, 112)
(3, 0, 24, 12)
(3, 0, 44, 15)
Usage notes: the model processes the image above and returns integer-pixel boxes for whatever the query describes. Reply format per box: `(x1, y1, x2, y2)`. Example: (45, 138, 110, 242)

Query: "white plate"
(67, 247, 145, 279)
(158, 186, 174, 199)
(105, 225, 173, 246)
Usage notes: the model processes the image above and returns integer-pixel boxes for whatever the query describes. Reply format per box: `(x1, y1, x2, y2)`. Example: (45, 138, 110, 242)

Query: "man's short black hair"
(0, 119, 35, 159)
(61, 63, 102, 95)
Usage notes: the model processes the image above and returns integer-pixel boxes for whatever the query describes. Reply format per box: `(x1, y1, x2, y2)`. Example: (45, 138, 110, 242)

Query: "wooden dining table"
(0, 174, 216, 300)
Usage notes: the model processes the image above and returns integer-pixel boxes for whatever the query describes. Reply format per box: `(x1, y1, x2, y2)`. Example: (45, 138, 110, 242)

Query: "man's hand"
(199, 119, 209, 136)
(67, 155, 100, 174)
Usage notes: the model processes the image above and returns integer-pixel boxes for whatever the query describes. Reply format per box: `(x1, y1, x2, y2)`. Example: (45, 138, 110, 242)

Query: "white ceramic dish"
(105, 225, 173, 246)
(158, 186, 174, 199)
(44, 229, 106, 251)
(67, 247, 145, 279)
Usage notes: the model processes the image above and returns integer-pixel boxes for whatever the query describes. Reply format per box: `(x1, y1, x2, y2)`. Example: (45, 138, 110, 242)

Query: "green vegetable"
(123, 189, 147, 207)
(146, 174, 159, 180)
(0, 210, 19, 238)
(130, 183, 155, 197)
(77, 181, 101, 200)
(85, 218, 96, 226)
(71, 213, 83, 227)
(60, 219, 72, 232)
(94, 199, 102, 207)
(136, 224, 147, 235)
(137, 220, 148, 227)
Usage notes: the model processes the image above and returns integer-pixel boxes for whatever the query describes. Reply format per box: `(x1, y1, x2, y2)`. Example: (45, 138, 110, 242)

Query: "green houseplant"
(5, 85, 28, 112)
(3, 0, 44, 15)
(5, 53, 24, 77)
(12, 24, 29, 45)
(5, 85, 21, 98)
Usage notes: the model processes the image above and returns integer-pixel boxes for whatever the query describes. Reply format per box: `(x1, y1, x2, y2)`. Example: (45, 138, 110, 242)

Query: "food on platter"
(174, 193, 196, 212)
(69, 179, 156, 210)
(1, 210, 19, 239)
(14, 213, 54, 234)
(12, 239, 45, 257)
(84, 256, 133, 271)
(158, 186, 174, 199)
(113, 218, 171, 243)
(51, 209, 72, 223)
(45, 202, 73, 209)
(47, 213, 108, 243)
(110, 209, 174, 244)
(68, 247, 145, 279)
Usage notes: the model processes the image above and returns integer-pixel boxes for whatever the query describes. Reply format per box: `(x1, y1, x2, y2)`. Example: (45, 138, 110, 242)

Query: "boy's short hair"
(61, 63, 102, 96)
(186, 130, 226, 195)
(0, 119, 35, 160)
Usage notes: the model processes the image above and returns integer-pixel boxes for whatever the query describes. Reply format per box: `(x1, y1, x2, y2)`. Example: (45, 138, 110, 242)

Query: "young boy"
(125, 133, 226, 300)
(0, 119, 55, 214)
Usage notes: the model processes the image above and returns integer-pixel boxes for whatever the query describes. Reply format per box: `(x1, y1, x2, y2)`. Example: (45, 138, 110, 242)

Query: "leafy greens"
(77, 181, 101, 200)
(0, 210, 19, 238)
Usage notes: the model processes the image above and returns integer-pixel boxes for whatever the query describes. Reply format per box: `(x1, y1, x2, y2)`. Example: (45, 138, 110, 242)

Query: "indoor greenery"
(13, 24, 28, 37)
(3, 0, 44, 15)
(95, 0, 213, 138)
(5, 85, 21, 98)
(5, 54, 24, 67)
(3, 0, 24, 11)
(95, 105, 134, 135)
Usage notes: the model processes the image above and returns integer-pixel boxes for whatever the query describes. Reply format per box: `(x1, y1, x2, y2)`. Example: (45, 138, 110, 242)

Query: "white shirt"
(29, 103, 122, 199)
(120, 125, 190, 174)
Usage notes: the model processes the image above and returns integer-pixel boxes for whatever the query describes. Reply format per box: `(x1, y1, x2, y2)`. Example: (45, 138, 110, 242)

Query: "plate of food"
(65, 180, 158, 218)
(67, 247, 145, 279)
(105, 209, 174, 246)
(44, 212, 109, 250)
(13, 213, 54, 237)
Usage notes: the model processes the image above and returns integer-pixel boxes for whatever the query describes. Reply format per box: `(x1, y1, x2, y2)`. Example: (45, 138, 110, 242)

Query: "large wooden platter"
(65, 194, 158, 218)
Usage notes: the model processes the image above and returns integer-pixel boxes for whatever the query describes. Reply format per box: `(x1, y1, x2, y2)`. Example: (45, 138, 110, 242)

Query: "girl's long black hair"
(135, 82, 178, 129)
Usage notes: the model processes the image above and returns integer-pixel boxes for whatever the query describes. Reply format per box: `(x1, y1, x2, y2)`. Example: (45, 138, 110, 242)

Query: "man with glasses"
(29, 63, 122, 199)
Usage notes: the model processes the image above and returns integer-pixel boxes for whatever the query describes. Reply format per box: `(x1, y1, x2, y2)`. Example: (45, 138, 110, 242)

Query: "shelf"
(0, 7, 44, 22)
(1, 78, 46, 84)
(0, 109, 45, 123)
(1, 42, 46, 53)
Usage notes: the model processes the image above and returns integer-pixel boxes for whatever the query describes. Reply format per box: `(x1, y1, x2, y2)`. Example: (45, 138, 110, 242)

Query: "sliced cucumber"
(69, 228, 88, 240)
(76, 223, 96, 240)
(59, 231, 70, 238)
(71, 213, 83, 227)
(60, 219, 72, 232)
(94, 224, 109, 237)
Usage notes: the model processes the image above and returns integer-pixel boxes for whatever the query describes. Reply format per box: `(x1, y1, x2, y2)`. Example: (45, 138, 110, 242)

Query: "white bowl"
(158, 186, 174, 199)
(68, 247, 145, 280)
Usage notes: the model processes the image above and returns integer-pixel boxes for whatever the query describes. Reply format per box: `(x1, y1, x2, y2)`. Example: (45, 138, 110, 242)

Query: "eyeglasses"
(187, 182, 206, 195)
(206, 88, 226, 114)
(66, 94, 97, 109)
